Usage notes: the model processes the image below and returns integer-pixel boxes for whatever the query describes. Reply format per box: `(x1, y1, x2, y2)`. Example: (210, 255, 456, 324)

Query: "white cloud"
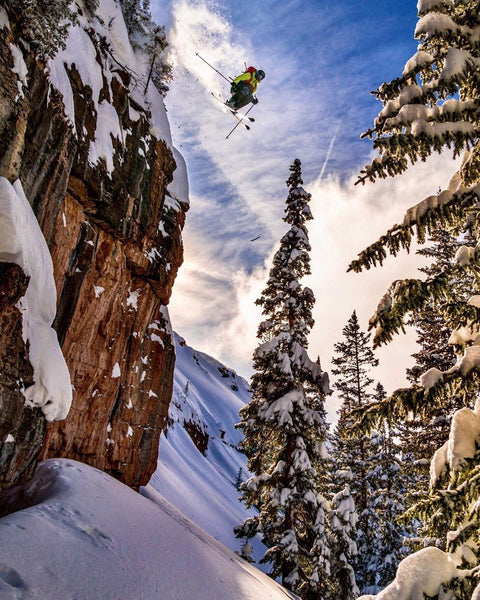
(171, 151, 462, 423)
(162, 0, 464, 423)
(163, 0, 344, 241)
(306, 153, 461, 418)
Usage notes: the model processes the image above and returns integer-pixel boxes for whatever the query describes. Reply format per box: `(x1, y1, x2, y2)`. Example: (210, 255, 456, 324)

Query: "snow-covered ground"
(0, 335, 292, 599)
(0, 458, 297, 599)
(148, 332, 267, 563)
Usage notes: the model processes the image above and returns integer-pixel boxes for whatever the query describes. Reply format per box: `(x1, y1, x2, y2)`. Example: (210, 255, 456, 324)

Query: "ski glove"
(252, 97, 259, 104)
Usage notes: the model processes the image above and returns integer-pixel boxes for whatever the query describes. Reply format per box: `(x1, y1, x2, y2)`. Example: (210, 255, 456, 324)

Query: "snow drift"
(0, 459, 298, 600)
(149, 332, 267, 562)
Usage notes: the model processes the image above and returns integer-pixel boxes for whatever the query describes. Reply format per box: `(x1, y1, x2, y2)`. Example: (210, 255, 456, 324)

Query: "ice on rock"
(9, 43, 28, 97)
(0, 178, 72, 421)
(47, 0, 178, 177)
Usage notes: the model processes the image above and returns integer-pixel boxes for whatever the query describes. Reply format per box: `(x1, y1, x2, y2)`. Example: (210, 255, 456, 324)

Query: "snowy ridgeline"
(2, 0, 188, 206)
(148, 333, 268, 564)
(0, 177, 71, 421)
(0, 459, 298, 600)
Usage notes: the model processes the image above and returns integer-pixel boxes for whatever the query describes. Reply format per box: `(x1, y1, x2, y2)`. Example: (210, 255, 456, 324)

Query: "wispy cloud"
(171, 152, 461, 422)
(159, 0, 460, 422)
(162, 0, 346, 240)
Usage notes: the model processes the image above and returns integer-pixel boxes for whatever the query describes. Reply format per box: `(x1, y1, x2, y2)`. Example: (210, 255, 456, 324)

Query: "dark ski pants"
(228, 83, 253, 110)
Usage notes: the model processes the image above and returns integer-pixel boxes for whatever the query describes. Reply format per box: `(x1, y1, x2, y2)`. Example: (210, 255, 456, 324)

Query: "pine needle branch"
(348, 186, 480, 274)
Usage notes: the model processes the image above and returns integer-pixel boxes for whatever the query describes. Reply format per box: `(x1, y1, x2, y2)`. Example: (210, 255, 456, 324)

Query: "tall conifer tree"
(235, 159, 330, 598)
(328, 471, 359, 600)
(350, 1, 480, 596)
(366, 385, 409, 591)
(330, 312, 379, 594)
(400, 229, 476, 544)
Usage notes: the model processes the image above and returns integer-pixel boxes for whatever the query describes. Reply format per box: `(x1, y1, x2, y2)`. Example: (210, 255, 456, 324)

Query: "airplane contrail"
(318, 125, 340, 181)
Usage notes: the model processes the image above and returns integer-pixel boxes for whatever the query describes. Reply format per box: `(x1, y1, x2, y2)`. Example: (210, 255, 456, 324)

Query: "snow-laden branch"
(357, 546, 479, 600)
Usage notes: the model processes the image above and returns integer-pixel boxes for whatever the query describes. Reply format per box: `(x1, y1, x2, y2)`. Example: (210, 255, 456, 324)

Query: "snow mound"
(149, 333, 268, 561)
(0, 177, 71, 421)
(0, 459, 298, 600)
(357, 546, 478, 600)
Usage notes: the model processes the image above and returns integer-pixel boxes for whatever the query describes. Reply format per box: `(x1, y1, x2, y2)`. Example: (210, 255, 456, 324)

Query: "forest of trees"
(237, 1, 480, 599)
(235, 161, 409, 599)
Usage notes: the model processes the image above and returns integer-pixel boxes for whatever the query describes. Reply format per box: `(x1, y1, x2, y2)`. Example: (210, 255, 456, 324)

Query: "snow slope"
(148, 333, 266, 561)
(0, 459, 297, 600)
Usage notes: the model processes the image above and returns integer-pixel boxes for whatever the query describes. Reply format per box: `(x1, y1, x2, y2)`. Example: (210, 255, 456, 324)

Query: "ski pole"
(226, 104, 255, 139)
(195, 53, 233, 83)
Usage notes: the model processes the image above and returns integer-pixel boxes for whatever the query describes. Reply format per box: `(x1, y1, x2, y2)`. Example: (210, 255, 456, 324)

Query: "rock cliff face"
(0, 263, 46, 488)
(0, 3, 188, 489)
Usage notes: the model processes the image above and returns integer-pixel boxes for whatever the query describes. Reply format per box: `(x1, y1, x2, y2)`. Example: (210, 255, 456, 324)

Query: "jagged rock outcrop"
(0, 263, 46, 488)
(0, 3, 188, 489)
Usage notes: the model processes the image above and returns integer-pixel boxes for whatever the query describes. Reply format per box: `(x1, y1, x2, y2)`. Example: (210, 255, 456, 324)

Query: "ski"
(225, 119, 246, 139)
(228, 111, 250, 131)
(225, 104, 255, 139)
(210, 93, 255, 125)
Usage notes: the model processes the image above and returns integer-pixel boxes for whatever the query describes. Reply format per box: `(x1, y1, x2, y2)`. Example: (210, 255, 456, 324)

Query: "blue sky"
(150, 0, 460, 409)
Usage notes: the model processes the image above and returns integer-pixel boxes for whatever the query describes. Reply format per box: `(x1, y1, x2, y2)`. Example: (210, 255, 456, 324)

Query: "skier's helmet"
(256, 69, 265, 81)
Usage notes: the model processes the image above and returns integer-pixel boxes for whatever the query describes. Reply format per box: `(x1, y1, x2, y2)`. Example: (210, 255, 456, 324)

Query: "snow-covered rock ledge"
(0, 177, 71, 421)
(0, 459, 299, 600)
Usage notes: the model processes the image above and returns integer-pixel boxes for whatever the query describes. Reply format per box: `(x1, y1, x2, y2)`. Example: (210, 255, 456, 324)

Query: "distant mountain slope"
(0, 459, 298, 600)
(148, 333, 266, 562)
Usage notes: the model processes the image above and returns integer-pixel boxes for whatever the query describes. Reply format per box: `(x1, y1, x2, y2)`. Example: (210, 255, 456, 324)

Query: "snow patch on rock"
(0, 178, 72, 421)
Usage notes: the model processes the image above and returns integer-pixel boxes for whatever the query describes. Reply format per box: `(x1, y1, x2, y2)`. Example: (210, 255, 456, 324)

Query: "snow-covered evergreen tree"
(365, 387, 409, 592)
(119, 0, 172, 96)
(235, 159, 330, 598)
(330, 312, 382, 594)
(400, 228, 476, 545)
(301, 373, 332, 600)
(352, 1, 480, 597)
(8, 0, 81, 58)
(328, 472, 359, 600)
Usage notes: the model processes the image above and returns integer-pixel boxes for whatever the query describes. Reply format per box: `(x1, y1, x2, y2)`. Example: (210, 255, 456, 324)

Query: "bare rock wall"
(0, 10, 187, 489)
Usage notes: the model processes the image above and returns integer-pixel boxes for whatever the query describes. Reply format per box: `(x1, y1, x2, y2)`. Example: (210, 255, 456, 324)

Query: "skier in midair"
(226, 67, 265, 110)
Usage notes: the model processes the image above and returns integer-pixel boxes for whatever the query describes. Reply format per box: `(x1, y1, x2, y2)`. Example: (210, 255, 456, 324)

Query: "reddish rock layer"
(0, 9, 187, 489)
